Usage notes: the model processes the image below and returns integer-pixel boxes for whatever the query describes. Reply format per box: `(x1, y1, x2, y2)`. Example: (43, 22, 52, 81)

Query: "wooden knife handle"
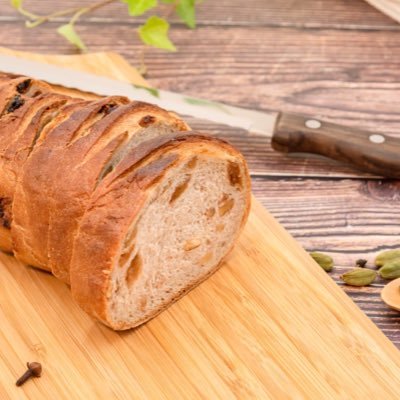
(271, 112, 400, 178)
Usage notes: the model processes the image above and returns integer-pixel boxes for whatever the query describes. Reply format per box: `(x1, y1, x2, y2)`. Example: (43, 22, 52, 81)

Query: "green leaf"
(11, 0, 39, 20)
(57, 24, 87, 51)
(10, 0, 22, 9)
(132, 84, 160, 98)
(122, 0, 157, 16)
(176, 0, 196, 28)
(160, 0, 175, 3)
(138, 16, 176, 51)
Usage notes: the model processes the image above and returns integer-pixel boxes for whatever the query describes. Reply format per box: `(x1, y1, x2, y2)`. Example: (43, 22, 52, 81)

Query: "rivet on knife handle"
(271, 112, 400, 178)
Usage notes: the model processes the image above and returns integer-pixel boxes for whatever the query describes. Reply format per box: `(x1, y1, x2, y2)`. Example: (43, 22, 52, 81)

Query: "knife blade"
(0, 53, 276, 135)
(1, 53, 399, 178)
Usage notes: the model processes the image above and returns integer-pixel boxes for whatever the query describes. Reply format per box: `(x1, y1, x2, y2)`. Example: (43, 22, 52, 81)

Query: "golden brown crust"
(0, 83, 63, 253)
(12, 97, 126, 268)
(48, 101, 188, 283)
(12, 100, 94, 267)
(0, 73, 251, 330)
(0, 77, 51, 116)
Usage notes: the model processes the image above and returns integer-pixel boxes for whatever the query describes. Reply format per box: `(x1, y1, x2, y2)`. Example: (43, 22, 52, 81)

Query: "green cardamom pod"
(375, 249, 400, 267)
(379, 259, 400, 280)
(310, 252, 334, 272)
(340, 268, 376, 287)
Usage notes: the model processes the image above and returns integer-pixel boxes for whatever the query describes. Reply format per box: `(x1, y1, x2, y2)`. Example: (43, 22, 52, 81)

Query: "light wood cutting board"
(365, 0, 400, 24)
(1, 48, 400, 400)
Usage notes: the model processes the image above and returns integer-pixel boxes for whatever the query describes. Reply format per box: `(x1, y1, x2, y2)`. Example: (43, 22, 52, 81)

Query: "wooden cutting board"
(365, 0, 400, 24)
(1, 48, 400, 400)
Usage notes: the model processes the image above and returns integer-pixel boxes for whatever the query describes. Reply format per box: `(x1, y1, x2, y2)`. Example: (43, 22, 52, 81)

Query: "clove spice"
(15, 362, 42, 387)
(355, 259, 368, 268)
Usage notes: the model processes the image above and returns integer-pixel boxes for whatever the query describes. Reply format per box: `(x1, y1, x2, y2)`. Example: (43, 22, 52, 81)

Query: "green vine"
(10, 0, 199, 53)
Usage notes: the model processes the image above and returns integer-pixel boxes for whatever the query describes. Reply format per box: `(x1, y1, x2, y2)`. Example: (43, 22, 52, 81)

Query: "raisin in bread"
(0, 75, 251, 330)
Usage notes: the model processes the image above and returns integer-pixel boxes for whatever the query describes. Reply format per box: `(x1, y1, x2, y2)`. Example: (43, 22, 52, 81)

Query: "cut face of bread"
(70, 137, 250, 330)
(111, 154, 247, 328)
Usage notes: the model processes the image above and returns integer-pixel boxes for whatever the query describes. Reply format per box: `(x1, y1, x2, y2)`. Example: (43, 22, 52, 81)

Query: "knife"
(1, 53, 399, 178)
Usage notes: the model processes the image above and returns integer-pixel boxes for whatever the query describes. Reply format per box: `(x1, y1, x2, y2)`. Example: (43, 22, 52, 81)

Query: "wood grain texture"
(0, 46, 148, 86)
(0, 0, 399, 356)
(3, 22, 400, 135)
(253, 175, 400, 344)
(1, 48, 400, 400)
(366, 0, 400, 24)
(1, 0, 398, 28)
(1, 201, 400, 399)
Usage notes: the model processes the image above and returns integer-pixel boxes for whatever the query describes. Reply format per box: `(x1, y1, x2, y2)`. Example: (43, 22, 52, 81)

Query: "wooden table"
(1, 0, 400, 346)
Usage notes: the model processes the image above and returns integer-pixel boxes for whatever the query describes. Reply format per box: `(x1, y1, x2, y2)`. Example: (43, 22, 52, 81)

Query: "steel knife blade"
(0, 53, 276, 135)
(1, 53, 399, 178)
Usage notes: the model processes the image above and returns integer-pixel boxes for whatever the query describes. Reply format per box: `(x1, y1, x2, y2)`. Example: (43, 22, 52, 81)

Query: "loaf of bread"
(0, 73, 251, 330)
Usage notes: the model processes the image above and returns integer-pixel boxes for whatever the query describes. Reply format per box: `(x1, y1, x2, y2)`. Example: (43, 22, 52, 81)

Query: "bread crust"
(12, 97, 127, 268)
(48, 100, 188, 282)
(0, 74, 251, 330)
(0, 80, 64, 253)
(70, 132, 251, 329)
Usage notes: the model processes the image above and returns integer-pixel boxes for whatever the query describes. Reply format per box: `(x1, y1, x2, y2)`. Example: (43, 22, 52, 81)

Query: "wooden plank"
(1, 23, 400, 139)
(252, 176, 400, 344)
(252, 177, 400, 252)
(1, 48, 400, 399)
(0, 0, 397, 29)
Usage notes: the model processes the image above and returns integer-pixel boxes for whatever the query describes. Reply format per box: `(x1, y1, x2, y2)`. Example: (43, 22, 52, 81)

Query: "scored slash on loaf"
(0, 73, 251, 330)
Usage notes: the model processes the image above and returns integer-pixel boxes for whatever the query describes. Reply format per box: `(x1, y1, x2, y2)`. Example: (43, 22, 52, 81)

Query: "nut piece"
(205, 208, 216, 218)
(216, 224, 225, 232)
(218, 195, 234, 216)
(125, 253, 142, 287)
(184, 239, 201, 251)
(340, 268, 376, 287)
(139, 115, 156, 127)
(186, 156, 198, 169)
(227, 161, 243, 188)
(170, 176, 191, 203)
(198, 251, 213, 265)
(309, 252, 334, 272)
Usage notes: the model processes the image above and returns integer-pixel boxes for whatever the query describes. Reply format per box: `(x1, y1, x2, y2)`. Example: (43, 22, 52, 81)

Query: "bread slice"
(48, 102, 189, 283)
(0, 78, 63, 252)
(11, 97, 127, 269)
(0, 94, 67, 247)
(11, 98, 94, 267)
(70, 133, 250, 329)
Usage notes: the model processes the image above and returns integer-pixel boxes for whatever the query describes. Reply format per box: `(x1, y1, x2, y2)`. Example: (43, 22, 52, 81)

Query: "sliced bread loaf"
(0, 74, 251, 330)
